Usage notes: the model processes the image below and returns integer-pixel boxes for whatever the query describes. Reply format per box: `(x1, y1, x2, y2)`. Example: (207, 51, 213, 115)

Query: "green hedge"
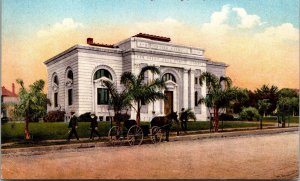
(2, 121, 273, 143)
(263, 116, 299, 123)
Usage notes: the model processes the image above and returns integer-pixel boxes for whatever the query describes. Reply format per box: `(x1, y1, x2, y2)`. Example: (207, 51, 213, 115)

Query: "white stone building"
(44, 33, 227, 121)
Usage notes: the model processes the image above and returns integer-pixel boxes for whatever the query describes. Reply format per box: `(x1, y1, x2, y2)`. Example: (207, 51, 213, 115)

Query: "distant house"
(1, 83, 19, 118)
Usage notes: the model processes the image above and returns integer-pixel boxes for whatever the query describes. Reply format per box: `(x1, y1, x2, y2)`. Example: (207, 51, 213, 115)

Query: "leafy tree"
(232, 89, 257, 113)
(239, 107, 260, 121)
(257, 99, 271, 117)
(277, 88, 299, 116)
(103, 80, 132, 125)
(255, 84, 279, 115)
(199, 72, 248, 132)
(14, 79, 48, 139)
(121, 65, 166, 125)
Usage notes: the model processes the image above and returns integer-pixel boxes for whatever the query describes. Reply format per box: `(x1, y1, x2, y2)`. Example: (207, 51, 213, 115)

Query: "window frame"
(162, 73, 176, 83)
(97, 88, 109, 105)
(68, 89, 73, 105)
(54, 92, 58, 107)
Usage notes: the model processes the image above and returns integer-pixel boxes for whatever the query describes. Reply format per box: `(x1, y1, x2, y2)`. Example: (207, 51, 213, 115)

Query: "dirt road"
(2, 131, 299, 179)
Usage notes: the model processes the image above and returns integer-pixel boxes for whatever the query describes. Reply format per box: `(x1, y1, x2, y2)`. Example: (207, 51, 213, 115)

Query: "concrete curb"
(2, 127, 298, 155)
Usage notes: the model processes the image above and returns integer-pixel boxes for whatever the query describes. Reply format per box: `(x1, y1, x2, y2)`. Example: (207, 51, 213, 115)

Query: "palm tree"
(258, 99, 271, 117)
(199, 72, 248, 132)
(103, 80, 132, 126)
(121, 66, 166, 125)
(255, 84, 279, 115)
(14, 79, 48, 139)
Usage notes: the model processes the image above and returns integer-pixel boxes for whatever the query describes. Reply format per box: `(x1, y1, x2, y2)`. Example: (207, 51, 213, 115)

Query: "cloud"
(202, 4, 265, 36)
(255, 23, 299, 42)
(210, 4, 231, 25)
(232, 7, 264, 29)
(37, 18, 84, 37)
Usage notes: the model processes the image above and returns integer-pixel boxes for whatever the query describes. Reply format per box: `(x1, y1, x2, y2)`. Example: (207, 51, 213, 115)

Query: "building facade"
(44, 33, 227, 121)
(1, 84, 19, 118)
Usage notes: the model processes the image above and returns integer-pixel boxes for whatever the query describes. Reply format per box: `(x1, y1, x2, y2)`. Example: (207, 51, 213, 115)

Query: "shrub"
(239, 107, 260, 121)
(1, 117, 9, 124)
(44, 110, 65, 122)
(219, 113, 234, 121)
(78, 112, 92, 122)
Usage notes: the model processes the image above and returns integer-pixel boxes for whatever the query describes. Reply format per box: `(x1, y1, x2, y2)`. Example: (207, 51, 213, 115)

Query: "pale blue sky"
(3, 0, 299, 38)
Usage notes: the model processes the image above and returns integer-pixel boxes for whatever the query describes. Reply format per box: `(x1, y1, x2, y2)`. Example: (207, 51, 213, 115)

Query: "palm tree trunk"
(25, 117, 30, 140)
(214, 107, 219, 132)
(136, 101, 141, 126)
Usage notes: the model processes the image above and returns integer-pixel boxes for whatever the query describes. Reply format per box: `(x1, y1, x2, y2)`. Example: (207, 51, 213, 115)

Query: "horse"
(150, 111, 179, 141)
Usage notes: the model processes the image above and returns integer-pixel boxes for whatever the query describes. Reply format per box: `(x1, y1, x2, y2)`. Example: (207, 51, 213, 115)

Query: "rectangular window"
(68, 89, 73, 105)
(54, 92, 58, 107)
(195, 77, 198, 84)
(97, 88, 109, 105)
(195, 91, 198, 107)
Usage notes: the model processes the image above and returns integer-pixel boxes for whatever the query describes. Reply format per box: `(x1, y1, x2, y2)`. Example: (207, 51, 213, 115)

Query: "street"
(2, 131, 299, 179)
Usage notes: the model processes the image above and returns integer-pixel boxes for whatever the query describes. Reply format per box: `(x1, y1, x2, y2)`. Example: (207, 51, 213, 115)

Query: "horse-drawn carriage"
(107, 112, 179, 146)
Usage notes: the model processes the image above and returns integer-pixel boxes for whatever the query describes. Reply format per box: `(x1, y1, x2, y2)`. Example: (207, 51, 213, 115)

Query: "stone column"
(201, 68, 208, 120)
(182, 68, 189, 109)
(189, 69, 195, 110)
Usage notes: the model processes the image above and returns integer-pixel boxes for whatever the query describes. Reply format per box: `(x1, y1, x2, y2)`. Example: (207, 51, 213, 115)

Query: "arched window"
(94, 69, 112, 80)
(66, 70, 74, 106)
(67, 70, 73, 80)
(52, 74, 59, 107)
(195, 91, 198, 106)
(162, 73, 176, 83)
(94, 69, 112, 105)
(53, 75, 59, 85)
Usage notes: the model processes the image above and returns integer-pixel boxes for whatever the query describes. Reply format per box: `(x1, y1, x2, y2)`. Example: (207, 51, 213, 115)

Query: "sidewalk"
(2, 126, 298, 155)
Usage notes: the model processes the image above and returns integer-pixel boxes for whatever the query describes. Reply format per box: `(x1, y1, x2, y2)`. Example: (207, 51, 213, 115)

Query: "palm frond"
(121, 72, 137, 88)
(138, 65, 160, 80)
(219, 76, 232, 89)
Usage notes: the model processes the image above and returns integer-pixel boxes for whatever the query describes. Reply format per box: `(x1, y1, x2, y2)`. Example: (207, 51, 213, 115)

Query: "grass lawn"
(2, 120, 275, 143)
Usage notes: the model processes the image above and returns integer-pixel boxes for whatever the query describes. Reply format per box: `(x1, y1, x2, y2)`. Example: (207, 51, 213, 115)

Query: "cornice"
(44, 44, 122, 66)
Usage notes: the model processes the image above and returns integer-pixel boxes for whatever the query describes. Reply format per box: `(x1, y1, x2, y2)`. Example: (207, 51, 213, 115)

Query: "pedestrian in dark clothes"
(67, 111, 79, 141)
(180, 108, 188, 133)
(90, 113, 100, 140)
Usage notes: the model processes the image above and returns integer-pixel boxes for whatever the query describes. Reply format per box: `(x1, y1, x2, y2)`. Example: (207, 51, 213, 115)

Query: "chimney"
(12, 83, 15, 94)
(87, 38, 93, 45)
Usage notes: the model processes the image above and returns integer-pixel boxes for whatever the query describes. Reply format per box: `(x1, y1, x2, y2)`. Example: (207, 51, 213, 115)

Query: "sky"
(2, 0, 299, 92)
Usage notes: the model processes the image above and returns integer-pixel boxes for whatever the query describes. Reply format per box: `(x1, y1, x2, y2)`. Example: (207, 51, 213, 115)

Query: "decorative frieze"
(136, 41, 204, 56)
(135, 55, 206, 67)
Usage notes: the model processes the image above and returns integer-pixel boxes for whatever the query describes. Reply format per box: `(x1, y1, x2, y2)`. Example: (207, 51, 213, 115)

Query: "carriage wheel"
(151, 126, 162, 144)
(127, 125, 144, 146)
(108, 126, 122, 146)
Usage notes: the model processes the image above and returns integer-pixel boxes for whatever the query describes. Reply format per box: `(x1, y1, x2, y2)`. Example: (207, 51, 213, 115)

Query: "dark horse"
(150, 112, 179, 141)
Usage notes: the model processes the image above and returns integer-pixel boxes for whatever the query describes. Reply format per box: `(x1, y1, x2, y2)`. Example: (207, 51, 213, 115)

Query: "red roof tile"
(2, 86, 18, 97)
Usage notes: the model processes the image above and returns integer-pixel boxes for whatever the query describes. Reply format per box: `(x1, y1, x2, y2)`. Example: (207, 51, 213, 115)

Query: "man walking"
(180, 108, 188, 133)
(90, 113, 100, 140)
(67, 111, 79, 141)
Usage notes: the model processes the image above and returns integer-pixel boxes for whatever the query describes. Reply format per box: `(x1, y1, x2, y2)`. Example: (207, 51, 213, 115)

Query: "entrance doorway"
(164, 91, 173, 115)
